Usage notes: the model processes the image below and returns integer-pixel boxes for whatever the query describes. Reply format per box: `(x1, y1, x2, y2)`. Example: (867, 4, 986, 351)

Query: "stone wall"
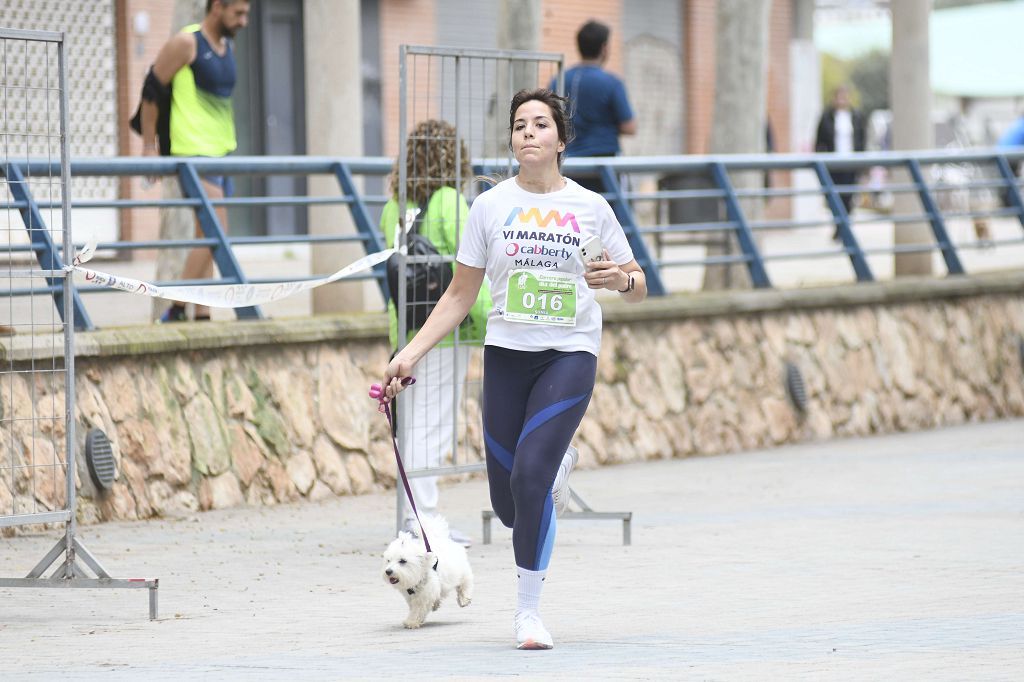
(2, 274, 1022, 531)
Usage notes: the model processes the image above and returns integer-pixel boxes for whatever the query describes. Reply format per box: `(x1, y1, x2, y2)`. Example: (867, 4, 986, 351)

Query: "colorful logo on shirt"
(504, 207, 581, 233)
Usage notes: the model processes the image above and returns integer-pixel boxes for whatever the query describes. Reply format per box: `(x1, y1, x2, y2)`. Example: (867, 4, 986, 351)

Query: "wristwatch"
(617, 273, 634, 293)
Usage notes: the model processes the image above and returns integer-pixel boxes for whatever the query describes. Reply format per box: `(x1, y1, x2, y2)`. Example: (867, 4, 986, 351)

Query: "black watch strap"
(618, 273, 634, 293)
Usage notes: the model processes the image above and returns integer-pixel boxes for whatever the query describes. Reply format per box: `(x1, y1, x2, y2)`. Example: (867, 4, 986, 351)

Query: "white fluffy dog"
(381, 515, 474, 628)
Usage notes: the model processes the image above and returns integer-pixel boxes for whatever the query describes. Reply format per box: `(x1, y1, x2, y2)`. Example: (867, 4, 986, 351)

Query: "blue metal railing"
(3, 149, 1023, 330)
(3, 157, 395, 330)
(565, 148, 1024, 290)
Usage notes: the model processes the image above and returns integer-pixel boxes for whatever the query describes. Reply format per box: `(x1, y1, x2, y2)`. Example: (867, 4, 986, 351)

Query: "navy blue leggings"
(482, 345, 597, 571)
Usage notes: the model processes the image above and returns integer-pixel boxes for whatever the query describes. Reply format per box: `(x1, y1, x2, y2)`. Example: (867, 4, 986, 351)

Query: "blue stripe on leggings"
(484, 429, 514, 472)
(535, 497, 556, 570)
(516, 392, 590, 449)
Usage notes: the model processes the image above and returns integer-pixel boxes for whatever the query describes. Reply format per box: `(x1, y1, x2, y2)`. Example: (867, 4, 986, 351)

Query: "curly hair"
(388, 119, 472, 207)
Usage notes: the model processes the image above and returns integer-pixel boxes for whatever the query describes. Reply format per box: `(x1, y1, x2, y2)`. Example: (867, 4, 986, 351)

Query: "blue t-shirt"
(997, 117, 1024, 147)
(551, 66, 634, 157)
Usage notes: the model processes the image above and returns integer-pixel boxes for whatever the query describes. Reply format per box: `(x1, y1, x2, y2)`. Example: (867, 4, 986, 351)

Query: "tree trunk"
(891, 0, 934, 276)
(488, 0, 541, 158)
(306, 0, 366, 313)
(705, 0, 770, 290)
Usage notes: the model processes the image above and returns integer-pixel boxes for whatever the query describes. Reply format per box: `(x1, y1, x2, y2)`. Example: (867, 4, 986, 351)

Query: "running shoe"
(551, 445, 578, 516)
(514, 610, 553, 650)
(158, 304, 188, 323)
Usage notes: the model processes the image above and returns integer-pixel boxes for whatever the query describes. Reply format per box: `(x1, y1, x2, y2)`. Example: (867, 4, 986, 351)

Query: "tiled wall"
(1, 0, 119, 240)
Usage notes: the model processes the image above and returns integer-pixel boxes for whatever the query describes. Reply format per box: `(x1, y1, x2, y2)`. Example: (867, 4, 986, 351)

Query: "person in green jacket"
(381, 119, 491, 546)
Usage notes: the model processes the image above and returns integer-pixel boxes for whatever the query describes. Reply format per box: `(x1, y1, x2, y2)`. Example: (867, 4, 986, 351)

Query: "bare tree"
(706, 0, 770, 290)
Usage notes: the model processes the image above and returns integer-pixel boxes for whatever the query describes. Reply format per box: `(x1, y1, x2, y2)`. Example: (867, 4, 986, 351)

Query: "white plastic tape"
(69, 242, 394, 309)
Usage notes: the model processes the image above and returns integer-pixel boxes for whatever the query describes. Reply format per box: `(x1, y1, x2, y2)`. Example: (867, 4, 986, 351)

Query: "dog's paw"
(432, 600, 441, 611)
(457, 595, 472, 608)
(403, 619, 424, 629)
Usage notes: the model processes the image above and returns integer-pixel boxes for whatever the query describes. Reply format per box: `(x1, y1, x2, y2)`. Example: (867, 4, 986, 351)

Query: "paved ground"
(1, 419, 1023, 680)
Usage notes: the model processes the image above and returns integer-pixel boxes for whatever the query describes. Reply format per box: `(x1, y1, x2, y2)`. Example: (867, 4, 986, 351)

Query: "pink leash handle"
(368, 376, 415, 400)
(369, 377, 432, 552)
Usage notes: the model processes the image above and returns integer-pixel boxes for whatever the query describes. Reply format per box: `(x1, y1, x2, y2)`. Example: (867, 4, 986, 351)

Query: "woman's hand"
(376, 265, 485, 411)
(380, 353, 416, 410)
(584, 249, 629, 291)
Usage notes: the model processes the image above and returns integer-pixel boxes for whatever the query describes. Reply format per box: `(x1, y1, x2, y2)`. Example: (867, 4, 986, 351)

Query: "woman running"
(380, 88, 647, 649)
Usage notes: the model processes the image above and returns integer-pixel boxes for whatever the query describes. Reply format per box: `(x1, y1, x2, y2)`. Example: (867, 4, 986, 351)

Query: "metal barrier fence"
(1, 156, 395, 331)
(392, 46, 640, 540)
(0, 28, 157, 618)
(391, 46, 565, 530)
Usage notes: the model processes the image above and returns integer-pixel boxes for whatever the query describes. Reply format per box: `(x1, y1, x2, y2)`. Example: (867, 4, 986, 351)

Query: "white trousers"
(398, 344, 470, 520)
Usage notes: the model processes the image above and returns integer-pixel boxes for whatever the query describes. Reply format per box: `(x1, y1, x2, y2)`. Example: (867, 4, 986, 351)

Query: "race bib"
(503, 269, 577, 326)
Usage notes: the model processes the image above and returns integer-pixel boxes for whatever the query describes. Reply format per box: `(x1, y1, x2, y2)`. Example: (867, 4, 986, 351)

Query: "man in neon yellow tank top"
(140, 0, 250, 321)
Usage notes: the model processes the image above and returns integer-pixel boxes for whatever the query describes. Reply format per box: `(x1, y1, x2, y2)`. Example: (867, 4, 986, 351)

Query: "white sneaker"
(551, 445, 579, 516)
(514, 610, 553, 650)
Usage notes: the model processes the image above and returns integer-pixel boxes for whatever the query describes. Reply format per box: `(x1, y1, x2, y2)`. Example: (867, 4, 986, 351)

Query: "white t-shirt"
(457, 176, 634, 356)
(834, 109, 854, 155)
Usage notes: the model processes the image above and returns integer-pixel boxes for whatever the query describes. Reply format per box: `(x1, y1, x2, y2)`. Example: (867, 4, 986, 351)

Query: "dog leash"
(369, 378, 433, 553)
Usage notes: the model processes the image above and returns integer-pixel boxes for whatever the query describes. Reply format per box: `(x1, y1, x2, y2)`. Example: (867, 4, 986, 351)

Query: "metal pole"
(58, 33, 78, 577)
(710, 162, 772, 288)
(906, 159, 964, 275)
(813, 161, 874, 282)
(395, 45, 409, 534)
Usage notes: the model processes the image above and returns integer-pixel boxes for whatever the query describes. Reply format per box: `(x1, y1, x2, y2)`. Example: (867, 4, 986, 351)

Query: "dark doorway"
(231, 0, 307, 236)
(361, 0, 385, 224)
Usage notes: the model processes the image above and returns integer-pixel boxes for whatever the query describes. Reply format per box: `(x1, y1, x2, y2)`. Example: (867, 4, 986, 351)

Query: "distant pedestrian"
(550, 20, 636, 193)
(138, 0, 250, 322)
(815, 85, 866, 239)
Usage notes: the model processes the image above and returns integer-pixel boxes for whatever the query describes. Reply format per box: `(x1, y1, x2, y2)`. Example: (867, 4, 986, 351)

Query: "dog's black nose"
(385, 568, 393, 576)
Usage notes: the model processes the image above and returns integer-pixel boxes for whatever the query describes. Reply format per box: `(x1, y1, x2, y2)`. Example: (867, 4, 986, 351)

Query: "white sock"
(516, 567, 546, 614)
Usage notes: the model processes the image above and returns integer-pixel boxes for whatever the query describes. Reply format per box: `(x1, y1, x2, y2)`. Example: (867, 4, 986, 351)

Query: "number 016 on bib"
(503, 269, 577, 326)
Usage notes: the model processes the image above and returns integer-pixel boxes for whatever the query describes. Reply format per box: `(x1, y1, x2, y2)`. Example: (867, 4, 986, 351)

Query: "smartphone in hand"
(578, 235, 604, 265)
